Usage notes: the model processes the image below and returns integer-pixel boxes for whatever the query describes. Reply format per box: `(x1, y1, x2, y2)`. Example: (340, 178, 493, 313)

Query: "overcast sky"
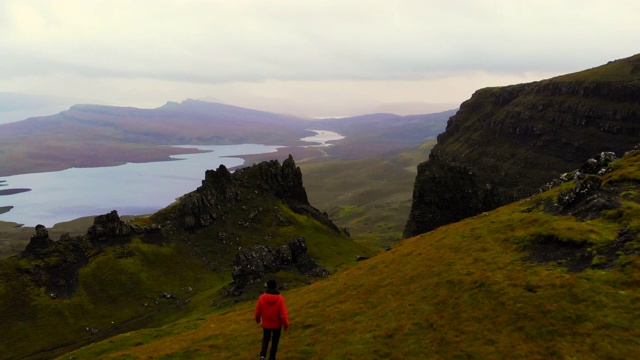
(0, 0, 637, 117)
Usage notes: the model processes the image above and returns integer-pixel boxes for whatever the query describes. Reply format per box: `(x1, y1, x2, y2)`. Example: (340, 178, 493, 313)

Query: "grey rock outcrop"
(228, 237, 329, 295)
(550, 152, 621, 220)
(87, 210, 134, 239)
(23, 224, 55, 255)
(173, 155, 340, 233)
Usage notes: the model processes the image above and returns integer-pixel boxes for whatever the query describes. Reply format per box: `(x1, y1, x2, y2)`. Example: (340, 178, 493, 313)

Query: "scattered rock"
(228, 237, 329, 295)
(558, 175, 602, 209)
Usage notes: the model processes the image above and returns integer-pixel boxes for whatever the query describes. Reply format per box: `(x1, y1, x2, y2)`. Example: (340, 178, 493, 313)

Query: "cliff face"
(405, 54, 640, 237)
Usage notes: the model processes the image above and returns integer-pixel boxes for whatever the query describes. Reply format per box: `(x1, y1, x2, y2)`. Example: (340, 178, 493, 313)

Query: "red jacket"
(255, 292, 289, 330)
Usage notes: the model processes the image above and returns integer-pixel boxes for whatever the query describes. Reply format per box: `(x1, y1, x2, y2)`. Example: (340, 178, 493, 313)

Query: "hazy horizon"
(0, 1, 637, 118)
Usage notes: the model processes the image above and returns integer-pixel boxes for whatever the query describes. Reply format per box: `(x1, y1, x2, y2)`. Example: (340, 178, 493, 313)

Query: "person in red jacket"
(255, 279, 289, 360)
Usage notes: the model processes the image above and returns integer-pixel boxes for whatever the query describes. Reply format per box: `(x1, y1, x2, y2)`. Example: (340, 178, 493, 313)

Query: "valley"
(57, 146, 640, 359)
(0, 105, 451, 257)
(1, 54, 640, 359)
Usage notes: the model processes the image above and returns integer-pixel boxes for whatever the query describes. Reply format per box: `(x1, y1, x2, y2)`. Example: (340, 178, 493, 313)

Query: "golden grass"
(63, 184, 640, 359)
(44, 147, 640, 359)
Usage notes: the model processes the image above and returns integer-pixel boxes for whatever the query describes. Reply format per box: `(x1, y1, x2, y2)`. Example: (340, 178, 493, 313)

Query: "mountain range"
(0, 99, 452, 177)
(0, 101, 451, 257)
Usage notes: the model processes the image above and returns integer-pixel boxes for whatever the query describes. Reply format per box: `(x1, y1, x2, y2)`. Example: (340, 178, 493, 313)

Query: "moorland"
(1, 54, 640, 359)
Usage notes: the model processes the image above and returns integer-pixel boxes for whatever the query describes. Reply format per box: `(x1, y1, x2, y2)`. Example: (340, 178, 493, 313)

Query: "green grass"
(60, 145, 640, 359)
(1, 191, 370, 359)
(554, 53, 640, 82)
(300, 143, 435, 247)
(0, 237, 225, 359)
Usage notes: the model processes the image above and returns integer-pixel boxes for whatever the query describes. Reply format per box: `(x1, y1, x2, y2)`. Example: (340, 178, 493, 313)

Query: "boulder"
(23, 224, 54, 256)
(87, 210, 134, 239)
(229, 237, 329, 295)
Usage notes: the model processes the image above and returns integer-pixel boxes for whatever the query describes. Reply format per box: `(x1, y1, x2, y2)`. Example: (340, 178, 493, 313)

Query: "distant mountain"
(309, 110, 454, 159)
(0, 99, 452, 176)
(370, 101, 459, 115)
(405, 53, 640, 237)
(0, 99, 312, 176)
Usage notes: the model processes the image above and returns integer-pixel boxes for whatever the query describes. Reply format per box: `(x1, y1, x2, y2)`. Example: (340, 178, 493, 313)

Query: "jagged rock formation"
(3, 156, 356, 359)
(537, 151, 621, 220)
(23, 224, 55, 254)
(172, 155, 341, 233)
(227, 237, 329, 295)
(405, 54, 640, 237)
(21, 225, 90, 299)
(16, 156, 340, 300)
(523, 150, 640, 272)
(87, 210, 135, 238)
(19, 210, 159, 298)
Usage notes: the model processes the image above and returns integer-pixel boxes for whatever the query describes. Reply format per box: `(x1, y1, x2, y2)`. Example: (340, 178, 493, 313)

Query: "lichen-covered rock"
(558, 175, 602, 208)
(87, 210, 134, 239)
(229, 237, 329, 295)
(580, 152, 618, 175)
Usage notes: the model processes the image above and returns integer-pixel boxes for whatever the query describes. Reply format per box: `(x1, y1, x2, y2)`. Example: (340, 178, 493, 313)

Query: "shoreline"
(0, 188, 31, 196)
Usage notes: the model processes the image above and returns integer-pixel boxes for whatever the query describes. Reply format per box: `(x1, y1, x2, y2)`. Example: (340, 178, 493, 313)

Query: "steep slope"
(63, 148, 640, 359)
(405, 54, 640, 237)
(0, 156, 370, 359)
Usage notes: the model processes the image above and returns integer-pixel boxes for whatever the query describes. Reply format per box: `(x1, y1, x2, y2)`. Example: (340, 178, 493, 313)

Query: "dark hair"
(267, 279, 277, 290)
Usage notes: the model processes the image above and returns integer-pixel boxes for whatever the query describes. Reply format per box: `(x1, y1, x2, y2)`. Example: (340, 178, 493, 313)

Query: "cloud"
(0, 0, 637, 115)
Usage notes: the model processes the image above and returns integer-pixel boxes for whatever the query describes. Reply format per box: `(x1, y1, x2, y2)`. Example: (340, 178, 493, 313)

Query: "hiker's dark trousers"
(261, 327, 282, 360)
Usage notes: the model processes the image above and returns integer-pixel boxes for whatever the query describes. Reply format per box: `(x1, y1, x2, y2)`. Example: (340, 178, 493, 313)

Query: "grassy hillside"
(300, 140, 437, 248)
(60, 149, 640, 359)
(555, 53, 640, 82)
(0, 159, 372, 359)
